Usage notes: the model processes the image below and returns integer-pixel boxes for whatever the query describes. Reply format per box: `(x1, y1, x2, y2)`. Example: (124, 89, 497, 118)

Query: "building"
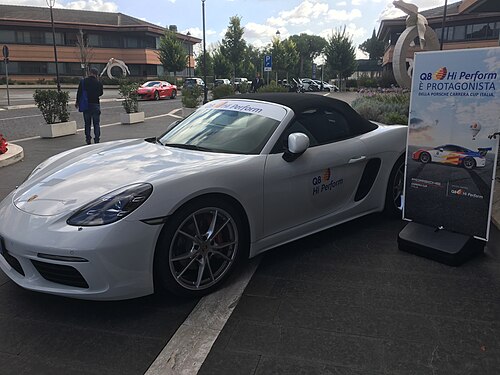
(0, 4, 200, 82)
(378, 0, 500, 76)
(350, 59, 383, 80)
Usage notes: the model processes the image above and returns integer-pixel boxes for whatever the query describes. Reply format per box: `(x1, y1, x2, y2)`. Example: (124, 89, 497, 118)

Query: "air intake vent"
(2, 251, 25, 276)
(355, 158, 381, 201)
(31, 260, 89, 289)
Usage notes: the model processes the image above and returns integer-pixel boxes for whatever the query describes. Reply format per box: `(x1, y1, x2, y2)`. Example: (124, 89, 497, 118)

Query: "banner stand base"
(398, 222, 485, 266)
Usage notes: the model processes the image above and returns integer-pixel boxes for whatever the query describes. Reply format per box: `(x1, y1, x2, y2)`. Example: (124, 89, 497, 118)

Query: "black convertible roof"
(232, 93, 377, 134)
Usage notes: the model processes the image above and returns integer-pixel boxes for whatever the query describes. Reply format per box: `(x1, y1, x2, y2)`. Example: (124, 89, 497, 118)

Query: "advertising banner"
(403, 47, 500, 240)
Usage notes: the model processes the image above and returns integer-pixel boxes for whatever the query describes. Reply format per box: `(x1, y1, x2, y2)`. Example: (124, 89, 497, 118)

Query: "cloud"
(245, 22, 288, 41)
(328, 8, 362, 21)
(337, 1, 347, 5)
(181, 27, 216, 39)
(65, 0, 118, 12)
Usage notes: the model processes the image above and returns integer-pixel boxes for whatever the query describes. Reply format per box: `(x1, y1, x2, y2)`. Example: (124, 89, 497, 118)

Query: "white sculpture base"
(0, 143, 24, 168)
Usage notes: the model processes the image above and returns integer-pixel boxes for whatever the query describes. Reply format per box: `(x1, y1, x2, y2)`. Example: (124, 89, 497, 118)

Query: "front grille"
(31, 260, 89, 289)
(2, 251, 25, 276)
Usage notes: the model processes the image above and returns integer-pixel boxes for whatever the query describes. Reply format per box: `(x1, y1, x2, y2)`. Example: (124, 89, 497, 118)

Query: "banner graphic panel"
(403, 47, 500, 240)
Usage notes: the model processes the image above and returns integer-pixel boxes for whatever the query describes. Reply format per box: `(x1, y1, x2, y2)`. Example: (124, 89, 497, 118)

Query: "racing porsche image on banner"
(403, 47, 500, 240)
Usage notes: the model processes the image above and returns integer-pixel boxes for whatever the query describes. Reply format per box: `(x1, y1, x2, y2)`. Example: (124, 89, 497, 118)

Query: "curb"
(0, 143, 24, 168)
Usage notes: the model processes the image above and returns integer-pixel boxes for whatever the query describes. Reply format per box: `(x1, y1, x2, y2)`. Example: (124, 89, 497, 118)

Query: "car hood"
(13, 139, 244, 216)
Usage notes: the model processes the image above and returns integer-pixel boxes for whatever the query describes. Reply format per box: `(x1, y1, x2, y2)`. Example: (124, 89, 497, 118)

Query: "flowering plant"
(0, 134, 8, 155)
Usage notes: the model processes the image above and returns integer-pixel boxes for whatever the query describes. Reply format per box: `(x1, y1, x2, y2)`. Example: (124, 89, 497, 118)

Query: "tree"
(156, 30, 188, 78)
(290, 34, 327, 77)
(212, 45, 232, 78)
(75, 29, 93, 77)
(221, 16, 247, 79)
(194, 50, 213, 78)
(241, 44, 262, 79)
(359, 29, 385, 61)
(324, 26, 357, 90)
(269, 37, 299, 81)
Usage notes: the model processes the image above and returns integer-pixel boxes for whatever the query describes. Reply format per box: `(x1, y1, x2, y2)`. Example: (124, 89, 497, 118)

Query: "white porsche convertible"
(0, 94, 406, 300)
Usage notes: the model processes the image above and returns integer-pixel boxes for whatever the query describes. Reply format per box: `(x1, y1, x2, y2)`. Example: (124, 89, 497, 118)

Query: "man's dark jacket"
(76, 76, 103, 105)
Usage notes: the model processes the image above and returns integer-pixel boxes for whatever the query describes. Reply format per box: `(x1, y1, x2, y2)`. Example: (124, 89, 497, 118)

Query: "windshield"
(159, 101, 286, 154)
(143, 81, 160, 87)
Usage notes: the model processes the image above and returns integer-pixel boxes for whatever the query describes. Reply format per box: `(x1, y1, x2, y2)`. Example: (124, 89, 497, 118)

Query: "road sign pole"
(4, 59, 9, 107)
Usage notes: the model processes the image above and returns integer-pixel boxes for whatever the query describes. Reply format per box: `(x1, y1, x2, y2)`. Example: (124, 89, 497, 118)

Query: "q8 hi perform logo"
(418, 67, 497, 97)
(312, 168, 343, 196)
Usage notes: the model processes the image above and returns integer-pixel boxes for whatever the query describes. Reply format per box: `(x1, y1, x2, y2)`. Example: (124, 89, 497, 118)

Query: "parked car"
(300, 78, 321, 92)
(412, 144, 491, 170)
(137, 81, 177, 100)
(0, 93, 406, 300)
(183, 77, 205, 90)
(314, 80, 339, 92)
(214, 78, 231, 87)
(233, 77, 248, 91)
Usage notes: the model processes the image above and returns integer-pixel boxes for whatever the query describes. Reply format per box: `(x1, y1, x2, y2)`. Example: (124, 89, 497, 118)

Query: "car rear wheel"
(419, 152, 431, 164)
(170, 90, 177, 99)
(384, 155, 405, 216)
(154, 198, 247, 297)
(154, 91, 160, 101)
(462, 156, 476, 170)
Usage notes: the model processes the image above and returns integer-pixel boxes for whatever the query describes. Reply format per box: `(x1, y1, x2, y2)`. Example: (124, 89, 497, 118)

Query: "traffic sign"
(264, 55, 272, 72)
(2, 45, 8, 58)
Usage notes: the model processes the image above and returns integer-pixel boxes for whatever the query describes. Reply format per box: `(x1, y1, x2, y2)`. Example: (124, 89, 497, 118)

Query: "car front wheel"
(154, 198, 247, 297)
(170, 90, 177, 99)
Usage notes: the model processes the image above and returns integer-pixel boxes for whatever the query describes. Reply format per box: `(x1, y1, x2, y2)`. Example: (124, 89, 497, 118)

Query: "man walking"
(251, 73, 263, 93)
(76, 67, 103, 144)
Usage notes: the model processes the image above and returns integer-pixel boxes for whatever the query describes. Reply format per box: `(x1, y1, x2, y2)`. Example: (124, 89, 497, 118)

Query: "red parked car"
(137, 81, 177, 100)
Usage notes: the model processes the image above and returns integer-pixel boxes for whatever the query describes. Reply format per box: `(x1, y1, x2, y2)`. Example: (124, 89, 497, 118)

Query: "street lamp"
(440, 0, 448, 50)
(275, 30, 280, 83)
(186, 31, 192, 78)
(201, 0, 208, 104)
(47, 0, 61, 91)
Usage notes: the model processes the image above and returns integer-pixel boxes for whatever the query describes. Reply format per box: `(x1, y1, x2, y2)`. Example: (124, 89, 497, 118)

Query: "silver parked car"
(0, 94, 406, 300)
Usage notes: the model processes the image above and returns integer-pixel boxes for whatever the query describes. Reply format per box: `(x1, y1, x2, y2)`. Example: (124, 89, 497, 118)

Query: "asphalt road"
(0, 94, 181, 141)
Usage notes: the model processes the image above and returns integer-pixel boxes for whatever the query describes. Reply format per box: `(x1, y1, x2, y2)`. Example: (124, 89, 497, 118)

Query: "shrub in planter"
(33, 89, 70, 124)
(238, 82, 250, 94)
(258, 82, 288, 93)
(212, 84, 235, 99)
(181, 86, 202, 108)
(352, 93, 410, 125)
(118, 80, 140, 114)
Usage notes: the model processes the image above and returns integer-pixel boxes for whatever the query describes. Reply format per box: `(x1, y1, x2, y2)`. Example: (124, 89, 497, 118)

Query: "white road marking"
(145, 257, 260, 375)
(10, 108, 183, 143)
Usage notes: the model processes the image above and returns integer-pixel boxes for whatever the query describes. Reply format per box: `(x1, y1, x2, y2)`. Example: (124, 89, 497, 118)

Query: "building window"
(0, 30, 15, 43)
(451, 25, 466, 41)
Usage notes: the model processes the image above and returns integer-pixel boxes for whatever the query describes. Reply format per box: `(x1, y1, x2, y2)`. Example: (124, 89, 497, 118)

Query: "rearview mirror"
(283, 133, 309, 162)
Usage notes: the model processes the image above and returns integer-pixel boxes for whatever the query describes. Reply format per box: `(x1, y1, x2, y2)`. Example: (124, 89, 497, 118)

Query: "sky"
(0, 0, 451, 58)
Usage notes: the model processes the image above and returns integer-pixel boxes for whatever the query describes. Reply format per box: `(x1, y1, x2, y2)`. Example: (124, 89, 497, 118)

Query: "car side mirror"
(439, 148, 444, 152)
(283, 133, 309, 162)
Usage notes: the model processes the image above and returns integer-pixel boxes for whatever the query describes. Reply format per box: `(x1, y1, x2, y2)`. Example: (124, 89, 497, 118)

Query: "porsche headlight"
(67, 183, 153, 226)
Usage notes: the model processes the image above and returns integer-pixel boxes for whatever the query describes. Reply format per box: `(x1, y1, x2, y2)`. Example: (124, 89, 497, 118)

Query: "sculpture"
(393, 0, 428, 49)
(391, 0, 440, 88)
(100, 58, 131, 80)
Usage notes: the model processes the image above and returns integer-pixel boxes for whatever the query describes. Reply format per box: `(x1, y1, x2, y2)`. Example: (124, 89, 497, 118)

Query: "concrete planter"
(0, 143, 24, 168)
(39, 121, 77, 138)
(182, 107, 198, 118)
(120, 112, 145, 125)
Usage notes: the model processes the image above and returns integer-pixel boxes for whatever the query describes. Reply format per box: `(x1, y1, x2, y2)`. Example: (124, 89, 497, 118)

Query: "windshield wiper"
(163, 143, 212, 152)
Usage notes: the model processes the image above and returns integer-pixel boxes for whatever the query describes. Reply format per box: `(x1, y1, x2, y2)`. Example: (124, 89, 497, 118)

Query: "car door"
(263, 107, 368, 236)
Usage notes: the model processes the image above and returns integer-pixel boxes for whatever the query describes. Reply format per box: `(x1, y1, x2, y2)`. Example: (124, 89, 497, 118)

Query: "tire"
(384, 155, 405, 217)
(154, 197, 248, 297)
(154, 91, 160, 101)
(462, 156, 476, 170)
(419, 152, 431, 164)
(170, 90, 177, 99)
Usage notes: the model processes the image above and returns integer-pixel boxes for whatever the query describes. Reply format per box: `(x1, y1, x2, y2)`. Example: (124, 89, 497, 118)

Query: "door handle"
(348, 156, 366, 164)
